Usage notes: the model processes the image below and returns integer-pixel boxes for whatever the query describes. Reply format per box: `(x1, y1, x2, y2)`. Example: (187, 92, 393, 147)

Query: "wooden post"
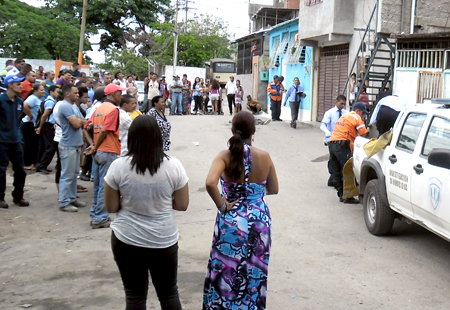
(78, 0, 88, 65)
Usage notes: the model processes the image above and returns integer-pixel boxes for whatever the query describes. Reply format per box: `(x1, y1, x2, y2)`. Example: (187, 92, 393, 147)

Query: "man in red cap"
(85, 83, 127, 229)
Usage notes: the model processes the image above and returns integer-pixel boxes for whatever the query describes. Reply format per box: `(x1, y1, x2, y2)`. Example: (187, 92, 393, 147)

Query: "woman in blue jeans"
(104, 115, 189, 310)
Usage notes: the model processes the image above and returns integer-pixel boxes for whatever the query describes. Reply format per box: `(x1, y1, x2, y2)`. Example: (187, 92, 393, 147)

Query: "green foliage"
(96, 13, 235, 74)
(151, 14, 235, 67)
(0, 0, 90, 61)
(44, 0, 171, 50)
(99, 49, 148, 80)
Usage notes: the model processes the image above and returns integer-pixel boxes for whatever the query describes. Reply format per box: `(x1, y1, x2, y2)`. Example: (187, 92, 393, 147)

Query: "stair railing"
(342, 2, 378, 97)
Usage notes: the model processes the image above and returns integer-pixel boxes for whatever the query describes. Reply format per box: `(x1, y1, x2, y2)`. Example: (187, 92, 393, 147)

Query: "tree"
(44, 0, 171, 50)
(99, 49, 148, 80)
(150, 14, 235, 67)
(0, 0, 91, 61)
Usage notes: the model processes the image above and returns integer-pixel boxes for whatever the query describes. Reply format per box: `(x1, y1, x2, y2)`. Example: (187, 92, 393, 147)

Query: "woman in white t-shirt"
(104, 115, 189, 310)
(113, 71, 128, 94)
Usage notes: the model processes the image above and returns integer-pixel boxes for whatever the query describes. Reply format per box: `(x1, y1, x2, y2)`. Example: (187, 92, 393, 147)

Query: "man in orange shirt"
(85, 83, 126, 229)
(329, 102, 368, 204)
(20, 71, 36, 100)
(267, 75, 284, 121)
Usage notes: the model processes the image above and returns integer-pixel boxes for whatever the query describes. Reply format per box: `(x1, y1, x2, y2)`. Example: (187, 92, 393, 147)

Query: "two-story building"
(265, 18, 314, 121)
(297, 0, 450, 122)
(234, 0, 299, 111)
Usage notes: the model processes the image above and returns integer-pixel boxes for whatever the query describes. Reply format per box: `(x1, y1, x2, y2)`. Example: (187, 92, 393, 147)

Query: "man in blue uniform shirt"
(0, 75, 30, 208)
(284, 77, 306, 129)
(320, 95, 348, 187)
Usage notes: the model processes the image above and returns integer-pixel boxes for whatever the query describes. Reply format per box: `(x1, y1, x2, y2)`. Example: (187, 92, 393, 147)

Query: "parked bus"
(205, 58, 236, 86)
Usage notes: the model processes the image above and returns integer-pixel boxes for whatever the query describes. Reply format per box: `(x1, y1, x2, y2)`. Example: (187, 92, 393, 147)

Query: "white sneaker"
(60, 205, 78, 212)
(263, 119, 271, 125)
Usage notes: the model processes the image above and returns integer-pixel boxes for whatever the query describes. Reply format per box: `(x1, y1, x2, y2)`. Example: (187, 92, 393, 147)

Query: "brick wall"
(284, 0, 300, 9)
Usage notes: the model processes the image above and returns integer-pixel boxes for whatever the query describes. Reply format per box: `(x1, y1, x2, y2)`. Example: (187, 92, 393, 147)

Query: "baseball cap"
(4, 75, 25, 86)
(353, 102, 369, 114)
(104, 83, 128, 95)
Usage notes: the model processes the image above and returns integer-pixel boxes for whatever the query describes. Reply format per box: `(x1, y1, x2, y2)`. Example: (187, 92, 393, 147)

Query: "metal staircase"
(343, 2, 395, 111)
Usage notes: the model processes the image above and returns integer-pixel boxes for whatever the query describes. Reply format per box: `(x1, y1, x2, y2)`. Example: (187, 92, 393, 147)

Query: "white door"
(411, 116, 450, 235)
(386, 112, 427, 217)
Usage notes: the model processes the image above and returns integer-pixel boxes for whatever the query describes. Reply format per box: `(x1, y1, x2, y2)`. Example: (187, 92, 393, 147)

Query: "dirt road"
(1, 114, 450, 309)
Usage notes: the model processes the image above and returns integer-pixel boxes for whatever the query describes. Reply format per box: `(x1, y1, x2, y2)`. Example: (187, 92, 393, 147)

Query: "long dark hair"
(193, 77, 200, 90)
(226, 111, 255, 180)
(127, 115, 168, 175)
(211, 79, 220, 90)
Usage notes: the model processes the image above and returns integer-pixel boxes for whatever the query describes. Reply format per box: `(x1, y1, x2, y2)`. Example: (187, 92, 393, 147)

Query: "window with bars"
(237, 39, 263, 75)
(278, 33, 289, 55)
(269, 38, 281, 68)
(397, 50, 445, 69)
(285, 40, 306, 65)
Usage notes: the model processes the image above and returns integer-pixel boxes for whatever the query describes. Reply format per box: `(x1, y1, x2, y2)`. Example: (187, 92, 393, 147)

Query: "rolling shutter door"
(317, 44, 349, 122)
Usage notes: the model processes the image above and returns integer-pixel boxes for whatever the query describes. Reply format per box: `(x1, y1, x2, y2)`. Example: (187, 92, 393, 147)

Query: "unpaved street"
(1, 114, 450, 310)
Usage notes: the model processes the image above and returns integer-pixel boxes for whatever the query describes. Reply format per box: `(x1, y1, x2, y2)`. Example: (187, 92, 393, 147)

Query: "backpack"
(34, 98, 54, 129)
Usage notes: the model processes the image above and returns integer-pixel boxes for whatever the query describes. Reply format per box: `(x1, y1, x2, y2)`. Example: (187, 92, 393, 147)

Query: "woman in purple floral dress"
(203, 111, 279, 309)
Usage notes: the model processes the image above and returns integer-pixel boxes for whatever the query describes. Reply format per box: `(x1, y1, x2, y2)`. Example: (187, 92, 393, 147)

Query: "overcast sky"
(21, 0, 272, 64)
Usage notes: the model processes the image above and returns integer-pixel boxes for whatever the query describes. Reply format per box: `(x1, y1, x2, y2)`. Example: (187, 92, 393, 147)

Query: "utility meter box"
(260, 71, 269, 81)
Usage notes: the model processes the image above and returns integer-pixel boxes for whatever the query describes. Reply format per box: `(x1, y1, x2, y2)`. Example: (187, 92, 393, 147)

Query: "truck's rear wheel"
(363, 180, 395, 235)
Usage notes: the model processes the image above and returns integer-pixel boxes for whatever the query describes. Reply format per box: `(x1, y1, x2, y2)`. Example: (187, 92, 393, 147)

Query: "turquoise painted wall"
(267, 22, 313, 111)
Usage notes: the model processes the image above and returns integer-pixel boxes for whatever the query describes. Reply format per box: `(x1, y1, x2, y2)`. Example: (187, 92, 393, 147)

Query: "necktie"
(338, 109, 342, 118)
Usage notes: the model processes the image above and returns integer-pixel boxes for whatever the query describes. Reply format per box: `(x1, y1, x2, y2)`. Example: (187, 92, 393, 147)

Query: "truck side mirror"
(428, 148, 450, 170)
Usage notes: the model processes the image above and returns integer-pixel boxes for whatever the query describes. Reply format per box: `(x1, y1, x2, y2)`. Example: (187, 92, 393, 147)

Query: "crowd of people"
(142, 72, 259, 118)
(0, 59, 169, 222)
(0, 58, 282, 310)
(1, 54, 396, 310)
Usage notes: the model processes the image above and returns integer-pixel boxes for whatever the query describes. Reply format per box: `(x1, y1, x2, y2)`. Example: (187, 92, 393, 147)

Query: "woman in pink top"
(210, 79, 220, 115)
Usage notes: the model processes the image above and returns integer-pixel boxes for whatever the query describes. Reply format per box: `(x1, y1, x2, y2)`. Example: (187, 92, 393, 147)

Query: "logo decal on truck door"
(429, 178, 442, 212)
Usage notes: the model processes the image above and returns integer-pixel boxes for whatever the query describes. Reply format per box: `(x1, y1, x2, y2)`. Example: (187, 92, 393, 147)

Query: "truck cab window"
(396, 113, 426, 152)
(422, 116, 450, 156)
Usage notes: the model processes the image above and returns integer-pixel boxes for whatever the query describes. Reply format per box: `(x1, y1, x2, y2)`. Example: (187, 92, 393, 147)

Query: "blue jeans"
(171, 93, 182, 114)
(58, 146, 81, 207)
(90, 151, 117, 224)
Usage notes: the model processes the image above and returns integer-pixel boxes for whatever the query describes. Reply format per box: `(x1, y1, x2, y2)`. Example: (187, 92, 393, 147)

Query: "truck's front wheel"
(363, 180, 395, 235)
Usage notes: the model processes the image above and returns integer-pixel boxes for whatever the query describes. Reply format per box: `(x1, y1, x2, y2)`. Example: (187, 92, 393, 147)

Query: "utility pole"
(173, 0, 179, 75)
(77, 0, 88, 65)
(182, 0, 196, 32)
(185, 0, 188, 32)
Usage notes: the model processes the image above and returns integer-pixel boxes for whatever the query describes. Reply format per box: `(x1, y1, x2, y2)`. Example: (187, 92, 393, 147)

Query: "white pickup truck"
(353, 102, 450, 240)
